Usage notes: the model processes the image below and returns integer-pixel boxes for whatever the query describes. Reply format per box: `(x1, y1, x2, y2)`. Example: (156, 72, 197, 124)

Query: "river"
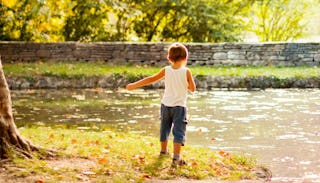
(11, 88, 320, 182)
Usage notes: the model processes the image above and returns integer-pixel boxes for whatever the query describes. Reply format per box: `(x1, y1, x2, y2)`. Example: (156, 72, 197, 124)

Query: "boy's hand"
(126, 84, 135, 90)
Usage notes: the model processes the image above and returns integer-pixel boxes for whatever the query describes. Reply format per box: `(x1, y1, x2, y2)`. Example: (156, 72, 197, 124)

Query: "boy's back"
(161, 66, 189, 107)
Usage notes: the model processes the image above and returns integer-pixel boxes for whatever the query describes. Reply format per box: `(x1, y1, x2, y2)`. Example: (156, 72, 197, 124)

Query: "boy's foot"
(171, 158, 187, 168)
(159, 151, 170, 158)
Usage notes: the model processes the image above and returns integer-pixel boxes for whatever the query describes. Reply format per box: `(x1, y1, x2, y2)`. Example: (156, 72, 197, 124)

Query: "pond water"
(11, 88, 320, 182)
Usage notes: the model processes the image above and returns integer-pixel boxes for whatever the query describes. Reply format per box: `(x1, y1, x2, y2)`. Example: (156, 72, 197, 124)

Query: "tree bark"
(0, 58, 37, 159)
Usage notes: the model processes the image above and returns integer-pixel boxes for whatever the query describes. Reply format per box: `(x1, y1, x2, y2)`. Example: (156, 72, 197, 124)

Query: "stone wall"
(0, 42, 320, 66)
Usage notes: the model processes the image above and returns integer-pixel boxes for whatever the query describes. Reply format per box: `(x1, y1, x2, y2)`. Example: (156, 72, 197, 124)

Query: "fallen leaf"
(191, 161, 198, 167)
(49, 133, 55, 139)
(35, 179, 44, 183)
(133, 155, 145, 163)
(219, 150, 230, 157)
(98, 157, 108, 164)
(71, 139, 77, 144)
(84, 140, 91, 145)
(142, 174, 152, 179)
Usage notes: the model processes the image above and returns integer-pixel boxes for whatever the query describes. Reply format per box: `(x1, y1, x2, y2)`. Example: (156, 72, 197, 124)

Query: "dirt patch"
(0, 157, 98, 183)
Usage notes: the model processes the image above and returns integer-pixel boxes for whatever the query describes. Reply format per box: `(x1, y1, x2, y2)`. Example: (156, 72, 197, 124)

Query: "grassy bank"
(2, 126, 261, 182)
(3, 61, 320, 79)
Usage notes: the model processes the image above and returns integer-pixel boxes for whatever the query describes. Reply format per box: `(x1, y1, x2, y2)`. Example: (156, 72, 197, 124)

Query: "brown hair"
(168, 43, 188, 62)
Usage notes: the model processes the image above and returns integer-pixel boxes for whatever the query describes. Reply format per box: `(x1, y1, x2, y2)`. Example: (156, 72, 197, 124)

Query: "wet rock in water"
(253, 166, 272, 181)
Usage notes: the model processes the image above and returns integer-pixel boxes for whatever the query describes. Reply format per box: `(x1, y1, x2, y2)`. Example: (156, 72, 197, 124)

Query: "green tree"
(0, 0, 68, 42)
(131, 0, 253, 42)
(1, 0, 45, 41)
(63, 0, 110, 41)
(249, 0, 313, 42)
(104, 0, 140, 41)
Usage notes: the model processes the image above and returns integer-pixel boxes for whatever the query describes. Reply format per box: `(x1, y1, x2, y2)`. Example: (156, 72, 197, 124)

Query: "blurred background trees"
(0, 0, 319, 42)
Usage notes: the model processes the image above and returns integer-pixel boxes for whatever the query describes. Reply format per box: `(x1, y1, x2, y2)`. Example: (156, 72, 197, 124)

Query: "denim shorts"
(160, 104, 188, 145)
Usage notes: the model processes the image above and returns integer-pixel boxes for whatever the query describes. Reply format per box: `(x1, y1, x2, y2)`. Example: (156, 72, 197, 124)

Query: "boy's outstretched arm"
(186, 69, 196, 92)
(126, 68, 165, 90)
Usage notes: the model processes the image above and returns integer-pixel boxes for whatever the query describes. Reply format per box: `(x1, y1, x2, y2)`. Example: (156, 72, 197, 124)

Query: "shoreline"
(7, 75, 320, 90)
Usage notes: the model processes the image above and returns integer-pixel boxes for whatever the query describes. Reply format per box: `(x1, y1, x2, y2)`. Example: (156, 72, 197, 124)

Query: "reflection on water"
(12, 88, 320, 182)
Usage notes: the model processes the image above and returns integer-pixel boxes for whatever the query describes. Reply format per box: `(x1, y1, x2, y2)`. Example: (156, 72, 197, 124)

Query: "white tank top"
(161, 66, 188, 107)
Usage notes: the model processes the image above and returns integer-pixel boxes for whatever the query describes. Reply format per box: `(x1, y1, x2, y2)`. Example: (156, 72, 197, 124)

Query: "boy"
(126, 42, 196, 167)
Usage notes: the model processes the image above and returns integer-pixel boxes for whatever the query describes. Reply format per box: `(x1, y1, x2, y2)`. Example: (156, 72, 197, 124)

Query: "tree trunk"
(0, 58, 37, 159)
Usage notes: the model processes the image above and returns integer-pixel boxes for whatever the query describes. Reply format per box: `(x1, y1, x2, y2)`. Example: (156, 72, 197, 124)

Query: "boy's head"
(167, 43, 188, 63)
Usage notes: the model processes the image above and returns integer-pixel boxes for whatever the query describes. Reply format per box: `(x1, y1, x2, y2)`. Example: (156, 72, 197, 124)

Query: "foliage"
(0, 0, 68, 41)
(63, 0, 109, 41)
(131, 0, 250, 42)
(0, 0, 311, 42)
(248, 0, 315, 42)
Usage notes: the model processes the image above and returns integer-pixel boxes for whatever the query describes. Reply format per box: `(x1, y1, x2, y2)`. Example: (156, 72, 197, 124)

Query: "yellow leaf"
(49, 133, 55, 139)
(2, 0, 17, 8)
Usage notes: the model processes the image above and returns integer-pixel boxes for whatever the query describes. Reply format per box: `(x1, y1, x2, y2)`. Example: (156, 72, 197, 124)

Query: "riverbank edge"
(1, 126, 270, 182)
(7, 74, 320, 90)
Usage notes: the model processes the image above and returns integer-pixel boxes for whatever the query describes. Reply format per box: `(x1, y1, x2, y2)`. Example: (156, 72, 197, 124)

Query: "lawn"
(1, 125, 262, 182)
(3, 61, 320, 79)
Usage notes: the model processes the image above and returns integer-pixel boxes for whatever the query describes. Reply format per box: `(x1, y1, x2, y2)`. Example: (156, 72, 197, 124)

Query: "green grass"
(191, 66, 320, 79)
(3, 61, 320, 79)
(10, 126, 259, 182)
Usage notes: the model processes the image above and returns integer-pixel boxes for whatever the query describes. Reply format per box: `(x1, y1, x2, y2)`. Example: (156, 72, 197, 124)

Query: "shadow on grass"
(144, 156, 176, 180)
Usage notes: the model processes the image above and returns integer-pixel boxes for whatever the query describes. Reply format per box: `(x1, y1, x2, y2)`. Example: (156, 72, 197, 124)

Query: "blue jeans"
(160, 104, 188, 145)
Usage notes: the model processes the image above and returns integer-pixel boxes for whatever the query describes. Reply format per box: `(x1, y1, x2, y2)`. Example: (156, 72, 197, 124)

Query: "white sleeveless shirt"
(161, 66, 189, 107)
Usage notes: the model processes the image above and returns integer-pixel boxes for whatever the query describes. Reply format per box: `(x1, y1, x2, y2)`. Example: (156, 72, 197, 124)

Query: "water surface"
(11, 89, 320, 182)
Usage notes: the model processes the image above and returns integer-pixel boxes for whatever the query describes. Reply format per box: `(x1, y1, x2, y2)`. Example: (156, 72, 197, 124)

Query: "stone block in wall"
(298, 53, 314, 59)
(268, 56, 286, 61)
(252, 60, 265, 66)
(246, 52, 261, 61)
(314, 54, 320, 62)
(223, 43, 242, 49)
(227, 51, 246, 60)
(213, 52, 227, 60)
(286, 54, 299, 62)
(36, 50, 51, 58)
(250, 43, 265, 51)
(300, 57, 314, 62)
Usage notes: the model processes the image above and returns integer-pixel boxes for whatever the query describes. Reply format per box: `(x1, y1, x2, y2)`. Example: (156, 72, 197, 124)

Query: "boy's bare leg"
(173, 142, 182, 160)
(161, 141, 168, 153)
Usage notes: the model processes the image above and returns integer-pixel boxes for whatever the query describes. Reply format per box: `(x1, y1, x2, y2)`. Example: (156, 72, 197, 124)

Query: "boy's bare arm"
(186, 69, 196, 92)
(126, 68, 165, 90)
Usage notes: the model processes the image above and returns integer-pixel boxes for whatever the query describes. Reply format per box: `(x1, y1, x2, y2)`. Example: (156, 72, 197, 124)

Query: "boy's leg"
(160, 104, 172, 155)
(161, 141, 168, 153)
(173, 142, 182, 160)
(172, 106, 187, 161)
